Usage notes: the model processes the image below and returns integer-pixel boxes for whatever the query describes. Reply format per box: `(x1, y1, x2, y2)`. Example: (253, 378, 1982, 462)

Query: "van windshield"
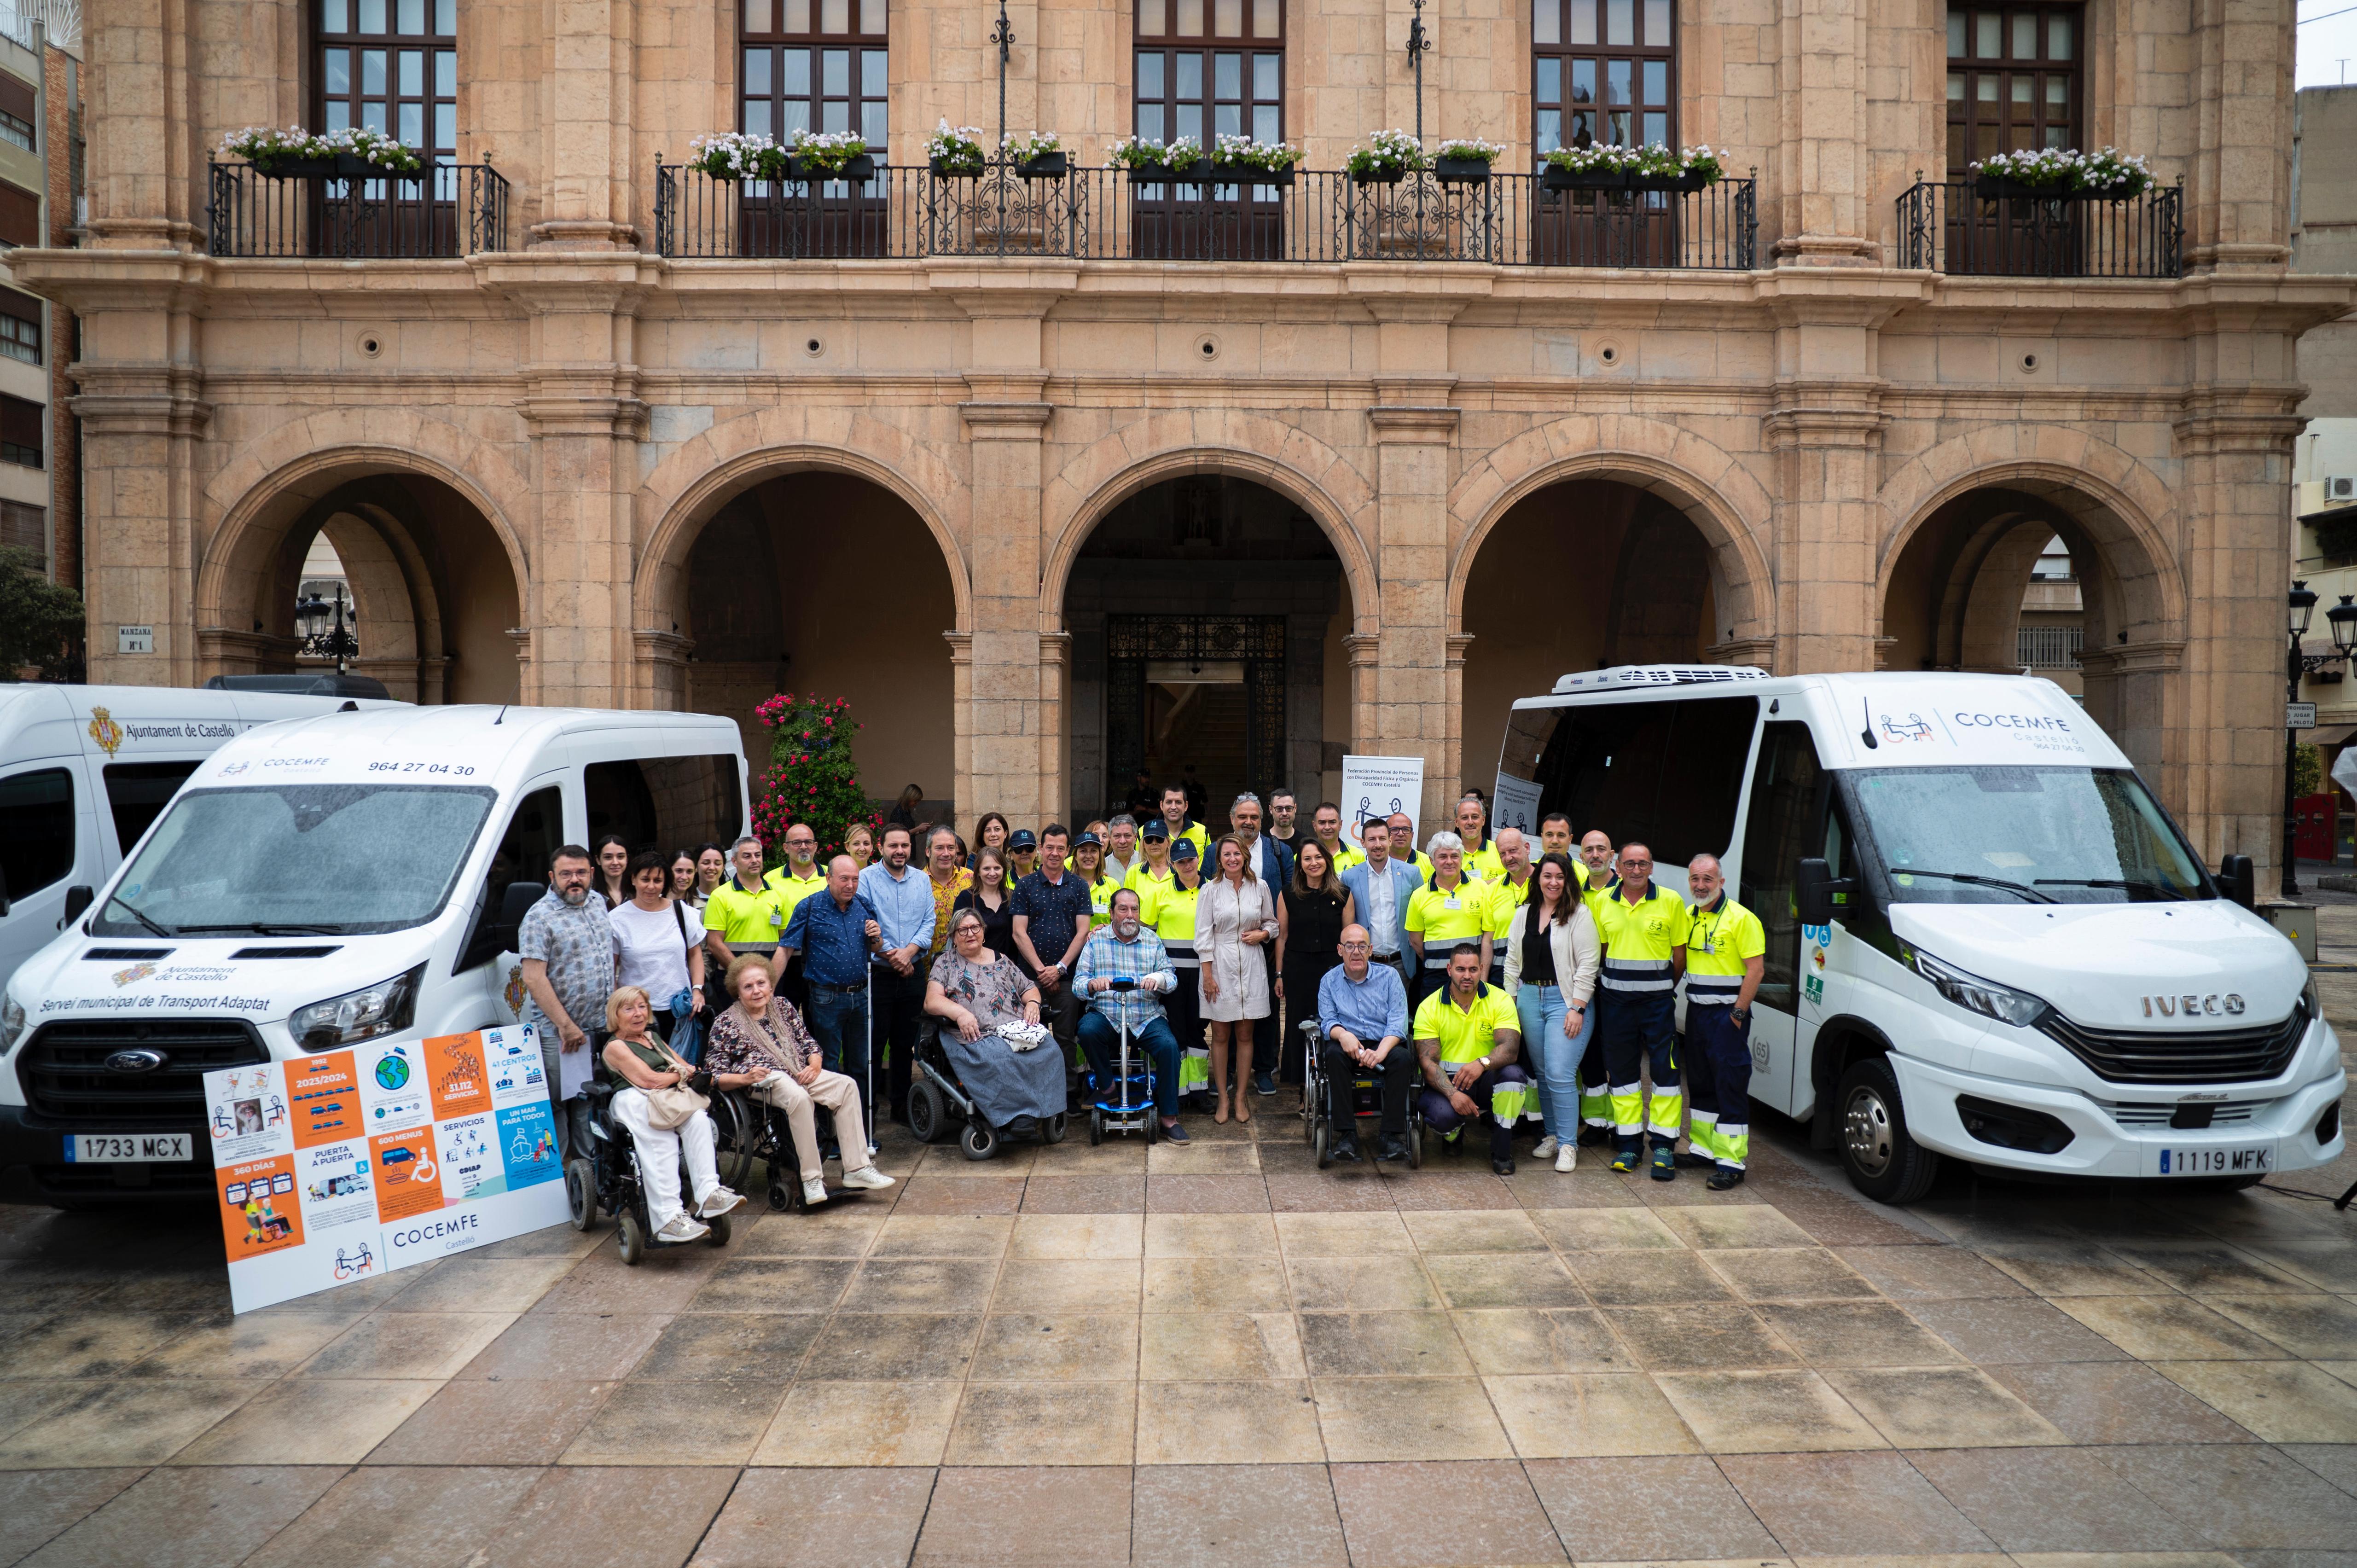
(1847, 767, 2212, 905)
(93, 785, 497, 937)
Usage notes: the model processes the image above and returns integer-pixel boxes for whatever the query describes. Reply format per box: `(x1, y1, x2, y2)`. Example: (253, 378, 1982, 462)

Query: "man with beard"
(518, 843, 619, 1158)
(1073, 887, 1190, 1142)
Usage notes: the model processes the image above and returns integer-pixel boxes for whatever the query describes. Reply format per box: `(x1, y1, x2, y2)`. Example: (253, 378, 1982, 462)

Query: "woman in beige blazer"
(1198, 834, 1277, 1124)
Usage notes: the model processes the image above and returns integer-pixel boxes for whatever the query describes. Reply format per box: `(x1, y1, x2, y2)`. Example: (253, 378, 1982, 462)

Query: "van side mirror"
(2218, 854, 2255, 912)
(61, 885, 94, 928)
(1795, 858, 1854, 927)
(497, 881, 546, 941)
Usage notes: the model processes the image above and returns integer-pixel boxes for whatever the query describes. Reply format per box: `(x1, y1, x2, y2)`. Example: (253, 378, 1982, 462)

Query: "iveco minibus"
(1496, 667, 2344, 1202)
(0, 704, 749, 1208)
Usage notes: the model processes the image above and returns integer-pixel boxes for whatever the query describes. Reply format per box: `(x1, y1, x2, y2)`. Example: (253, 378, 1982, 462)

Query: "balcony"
(207, 161, 512, 259)
(1897, 178, 2181, 279)
(652, 161, 1757, 269)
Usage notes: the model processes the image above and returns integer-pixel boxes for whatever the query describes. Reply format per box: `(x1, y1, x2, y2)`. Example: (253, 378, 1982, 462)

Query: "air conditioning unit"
(2328, 476, 2357, 502)
(1552, 665, 1770, 694)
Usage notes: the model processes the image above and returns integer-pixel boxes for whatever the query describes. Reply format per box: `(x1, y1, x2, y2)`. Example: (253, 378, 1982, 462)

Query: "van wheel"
(1837, 1056, 1940, 1205)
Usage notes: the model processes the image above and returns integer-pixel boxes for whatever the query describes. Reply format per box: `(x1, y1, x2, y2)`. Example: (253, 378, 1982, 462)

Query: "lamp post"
(1404, 0, 1432, 146)
(991, 0, 1013, 148)
(2282, 581, 2357, 897)
(295, 583, 360, 675)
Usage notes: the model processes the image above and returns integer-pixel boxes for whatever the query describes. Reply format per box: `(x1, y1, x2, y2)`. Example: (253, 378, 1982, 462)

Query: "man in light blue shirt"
(859, 825, 936, 1127)
(1073, 887, 1189, 1142)
(1338, 819, 1423, 987)
(1314, 923, 1413, 1165)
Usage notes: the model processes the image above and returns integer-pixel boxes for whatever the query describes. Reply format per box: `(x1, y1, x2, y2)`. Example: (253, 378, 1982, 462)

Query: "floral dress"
(928, 949, 1067, 1127)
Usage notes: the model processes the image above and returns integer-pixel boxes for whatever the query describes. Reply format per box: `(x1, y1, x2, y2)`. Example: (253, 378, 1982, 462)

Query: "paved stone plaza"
(1, 1088, 2353, 1568)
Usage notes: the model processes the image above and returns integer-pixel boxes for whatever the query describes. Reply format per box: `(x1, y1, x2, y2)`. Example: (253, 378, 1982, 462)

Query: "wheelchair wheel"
(704, 1213, 731, 1248)
(908, 1079, 945, 1144)
(1408, 1121, 1424, 1169)
(1144, 1109, 1159, 1145)
(960, 1118, 998, 1161)
(1042, 1112, 1068, 1144)
(564, 1157, 596, 1231)
(710, 1092, 761, 1194)
(1313, 1119, 1331, 1171)
(768, 1178, 793, 1212)
(1088, 1109, 1104, 1146)
(616, 1208, 647, 1266)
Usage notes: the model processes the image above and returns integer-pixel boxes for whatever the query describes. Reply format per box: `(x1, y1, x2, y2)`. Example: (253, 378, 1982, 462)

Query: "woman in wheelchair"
(703, 954, 897, 1206)
(922, 909, 1069, 1140)
(601, 986, 747, 1243)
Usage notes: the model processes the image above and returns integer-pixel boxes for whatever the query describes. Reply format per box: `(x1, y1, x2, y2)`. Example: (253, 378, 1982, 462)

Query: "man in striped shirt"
(1073, 888, 1190, 1143)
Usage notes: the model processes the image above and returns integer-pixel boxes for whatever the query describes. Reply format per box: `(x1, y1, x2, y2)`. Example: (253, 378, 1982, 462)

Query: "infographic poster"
(204, 1025, 571, 1313)
(1341, 755, 1426, 859)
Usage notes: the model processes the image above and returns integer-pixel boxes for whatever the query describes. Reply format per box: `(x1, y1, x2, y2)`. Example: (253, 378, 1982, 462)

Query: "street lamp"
(295, 584, 360, 675)
(2282, 581, 2357, 897)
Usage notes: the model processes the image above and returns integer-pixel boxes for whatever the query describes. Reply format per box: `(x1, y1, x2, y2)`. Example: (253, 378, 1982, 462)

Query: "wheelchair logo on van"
(1878, 712, 1935, 743)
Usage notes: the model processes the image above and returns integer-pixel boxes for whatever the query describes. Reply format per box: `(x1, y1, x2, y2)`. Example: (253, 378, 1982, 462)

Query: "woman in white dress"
(1197, 834, 1277, 1125)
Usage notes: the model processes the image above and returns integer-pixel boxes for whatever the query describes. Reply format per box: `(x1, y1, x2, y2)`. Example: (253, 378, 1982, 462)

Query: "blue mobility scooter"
(1086, 977, 1159, 1146)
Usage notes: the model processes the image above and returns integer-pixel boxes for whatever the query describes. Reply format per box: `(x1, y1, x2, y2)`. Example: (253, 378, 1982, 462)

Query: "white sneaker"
(1555, 1144, 1577, 1173)
(1532, 1135, 1559, 1159)
(841, 1166, 896, 1191)
(801, 1178, 830, 1207)
(656, 1214, 709, 1243)
(697, 1187, 747, 1220)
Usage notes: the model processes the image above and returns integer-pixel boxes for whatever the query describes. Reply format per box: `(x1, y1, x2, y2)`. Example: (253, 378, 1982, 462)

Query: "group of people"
(514, 778, 1770, 1243)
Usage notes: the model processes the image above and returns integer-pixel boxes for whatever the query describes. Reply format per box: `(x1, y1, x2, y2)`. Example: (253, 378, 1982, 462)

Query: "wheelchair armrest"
(581, 1081, 617, 1107)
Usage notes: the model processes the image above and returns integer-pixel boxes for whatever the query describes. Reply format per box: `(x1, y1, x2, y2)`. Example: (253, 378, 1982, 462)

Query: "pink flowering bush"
(752, 692, 880, 863)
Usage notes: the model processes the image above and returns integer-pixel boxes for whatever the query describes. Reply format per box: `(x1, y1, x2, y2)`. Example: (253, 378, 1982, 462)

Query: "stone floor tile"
(1823, 1365, 2070, 1447)
(1311, 1378, 1513, 1463)
(1605, 1304, 1800, 1371)
(913, 1466, 1132, 1564)
(1019, 1175, 1146, 1214)
(889, 1177, 1028, 1215)
(1387, 1172, 1521, 1212)
(240, 1463, 538, 1568)
(799, 1312, 983, 1381)
(1423, 1252, 1587, 1310)
(125, 1313, 351, 1380)
(3, 1312, 211, 1379)
(1328, 1459, 1567, 1564)
(1130, 1462, 1349, 1566)
(2148, 1359, 2357, 1443)
(1148, 1138, 1263, 1174)
(525, 1250, 725, 1314)
(1509, 1171, 1647, 1211)
(2090, 1444, 2357, 1550)
(2200, 1294, 2357, 1360)
(1265, 1173, 1401, 1211)
(1286, 1255, 1441, 1311)
(1140, 1311, 1305, 1380)
(2105, 1242, 2316, 1296)
(1756, 1301, 1964, 1368)
(453, 1311, 670, 1380)
(1985, 1361, 2260, 1445)
(1008, 1213, 1145, 1259)
(1299, 1312, 1475, 1377)
(1452, 1307, 1631, 1375)
(0, 1469, 145, 1566)
(171, 1378, 437, 1464)
(365, 1376, 615, 1465)
(2276, 1440, 2357, 1497)
(1525, 1454, 1782, 1561)
(1657, 1204, 1820, 1250)
(1772, 1196, 1947, 1248)
(473, 1219, 610, 1260)
(478, 1465, 738, 1568)
(1146, 1175, 1272, 1213)
(559, 1375, 786, 1464)
(2232, 1235, 2357, 1293)
(1908, 1445, 2220, 1552)
(1274, 1211, 1416, 1255)
(943, 1383, 1138, 1465)
(1400, 1209, 1548, 1253)
(730, 1208, 885, 1258)
(82, 1274, 232, 1314)
(2055, 1295, 2293, 1360)
(0, 1379, 257, 1467)
(1134, 1379, 1327, 1464)
(690, 1466, 937, 1568)
(294, 1311, 516, 1380)
(871, 1213, 1016, 1257)
(1568, 1250, 1739, 1306)
(1720, 1450, 1997, 1555)
(377, 1254, 579, 1312)
(1486, 1371, 1702, 1458)
(18, 1465, 340, 1568)
(1906, 1297, 2135, 1365)
(751, 1379, 963, 1466)
(1533, 1208, 1685, 1251)
(971, 1312, 1140, 1381)
(1144, 1211, 1279, 1258)
(1834, 1244, 2034, 1300)
(838, 1257, 999, 1312)
(1651, 1370, 1888, 1453)
(0, 1381, 84, 1445)
(2003, 1553, 2241, 1568)
(992, 1258, 1142, 1312)
(1977, 1245, 2178, 1297)
(630, 1312, 824, 1381)
(1704, 1247, 1884, 1302)
(1144, 1257, 1293, 1312)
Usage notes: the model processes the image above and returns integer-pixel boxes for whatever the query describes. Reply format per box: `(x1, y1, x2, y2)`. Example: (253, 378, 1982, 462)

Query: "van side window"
(585, 756, 743, 852)
(1737, 721, 1820, 1013)
(102, 762, 202, 857)
(1524, 695, 1757, 867)
(0, 767, 73, 904)
(456, 785, 563, 974)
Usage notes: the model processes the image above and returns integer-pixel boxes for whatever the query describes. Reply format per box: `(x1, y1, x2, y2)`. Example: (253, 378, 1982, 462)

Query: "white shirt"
(1364, 859, 1399, 952)
(1105, 851, 1138, 885)
(608, 899, 693, 1001)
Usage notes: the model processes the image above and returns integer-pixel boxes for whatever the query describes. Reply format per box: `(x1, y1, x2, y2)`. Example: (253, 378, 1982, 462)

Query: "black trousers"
(868, 961, 928, 1123)
(1253, 945, 1281, 1078)
(1322, 1040, 1415, 1136)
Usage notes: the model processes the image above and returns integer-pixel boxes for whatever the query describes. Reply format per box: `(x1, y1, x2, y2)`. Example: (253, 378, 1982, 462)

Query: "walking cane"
(865, 964, 880, 1161)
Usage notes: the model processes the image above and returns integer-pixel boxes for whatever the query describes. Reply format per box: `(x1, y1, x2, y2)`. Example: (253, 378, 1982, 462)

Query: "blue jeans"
(803, 982, 872, 1147)
(1077, 1011, 1180, 1119)
(1516, 982, 1591, 1142)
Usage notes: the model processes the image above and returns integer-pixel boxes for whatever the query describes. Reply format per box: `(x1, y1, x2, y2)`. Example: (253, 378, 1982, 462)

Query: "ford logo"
(104, 1049, 166, 1074)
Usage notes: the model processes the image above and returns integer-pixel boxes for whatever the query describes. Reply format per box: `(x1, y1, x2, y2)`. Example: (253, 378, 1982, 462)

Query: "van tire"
(1836, 1056, 1940, 1205)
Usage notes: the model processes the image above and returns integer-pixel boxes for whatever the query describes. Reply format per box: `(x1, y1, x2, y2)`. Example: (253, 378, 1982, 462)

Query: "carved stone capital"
(2077, 639, 2185, 677)
(1707, 636, 1777, 671)
(633, 628, 696, 667)
(1343, 633, 1380, 669)
(1366, 405, 1460, 443)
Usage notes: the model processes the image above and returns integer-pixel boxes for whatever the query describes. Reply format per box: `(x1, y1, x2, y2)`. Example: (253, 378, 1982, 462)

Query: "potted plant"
(1971, 146, 2154, 201)
(687, 130, 790, 182)
(1211, 133, 1305, 188)
(1434, 138, 1504, 184)
(1346, 128, 1426, 185)
(789, 130, 874, 183)
(219, 124, 424, 179)
(1108, 134, 1203, 184)
(928, 121, 987, 178)
(1628, 142, 1721, 192)
(1541, 141, 1636, 191)
(1004, 131, 1067, 179)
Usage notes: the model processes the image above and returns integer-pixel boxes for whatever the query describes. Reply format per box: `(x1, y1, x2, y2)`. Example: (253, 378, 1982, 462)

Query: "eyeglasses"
(1338, 942, 1371, 953)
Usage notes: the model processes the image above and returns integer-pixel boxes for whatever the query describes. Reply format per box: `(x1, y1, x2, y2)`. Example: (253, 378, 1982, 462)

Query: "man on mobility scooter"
(1074, 888, 1190, 1144)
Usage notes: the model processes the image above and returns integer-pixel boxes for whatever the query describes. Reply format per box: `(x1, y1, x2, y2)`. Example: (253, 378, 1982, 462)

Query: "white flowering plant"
(1972, 145, 2153, 197)
(1544, 141, 1642, 174)
(1435, 138, 1506, 164)
(218, 124, 424, 175)
(1213, 133, 1305, 171)
(1002, 130, 1063, 163)
(1544, 141, 1721, 183)
(688, 130, 788, 181)
(928, 120, 987, 174)
(1104, 133, 1203, 171)
(1345, 129, 1428, 178)
(792, 129, 871, 176)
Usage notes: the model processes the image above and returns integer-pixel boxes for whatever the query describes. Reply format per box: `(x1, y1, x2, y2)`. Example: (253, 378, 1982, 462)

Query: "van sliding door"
(1735, 721, 1820, 1115)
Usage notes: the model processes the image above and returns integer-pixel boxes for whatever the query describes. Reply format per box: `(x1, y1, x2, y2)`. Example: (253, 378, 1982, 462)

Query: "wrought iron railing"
(653, 157, 1757, 269)
(2017, 624, 2083, 670)
(1896, 177, 2181, 279)
(207, 161, 511, 258)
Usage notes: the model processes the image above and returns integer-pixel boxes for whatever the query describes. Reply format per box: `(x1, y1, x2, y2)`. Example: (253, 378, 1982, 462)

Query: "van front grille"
(2036, 1005, 2308, 1086)
(16, 1019, 269, 1126)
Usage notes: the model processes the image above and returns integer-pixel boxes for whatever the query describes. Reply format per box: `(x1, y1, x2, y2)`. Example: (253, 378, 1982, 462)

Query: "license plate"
(2157, 1144, 2272, 1177)
(64, 1133, 193, 1164)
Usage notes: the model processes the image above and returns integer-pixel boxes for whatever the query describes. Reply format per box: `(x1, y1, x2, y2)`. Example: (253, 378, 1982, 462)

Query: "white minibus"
(0, 704, 749, 1208)
(1496, 666, 2344, 1202)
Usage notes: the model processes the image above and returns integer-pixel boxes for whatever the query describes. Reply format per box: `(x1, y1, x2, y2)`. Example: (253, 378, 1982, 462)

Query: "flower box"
(929, 155, 984, 179)
(1210, 162, 1294, 187)
(1351, 165, 1409, 186)
(788, 153, 875, 183)
(1543, 165, 1627, 191)
(1016, 151, 1069, 179)
(1630, 170, 1708, 192)
(1434, 156, 1493, 185)
(1974, 175, 2078, 202)
(1127, 160, 1208, 184)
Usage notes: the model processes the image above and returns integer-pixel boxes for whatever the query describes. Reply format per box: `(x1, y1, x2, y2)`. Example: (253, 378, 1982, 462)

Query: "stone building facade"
(23, 0, 2357, 867)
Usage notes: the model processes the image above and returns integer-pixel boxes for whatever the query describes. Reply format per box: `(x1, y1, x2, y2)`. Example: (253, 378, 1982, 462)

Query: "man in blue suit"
(1337, 818, 1425, 989)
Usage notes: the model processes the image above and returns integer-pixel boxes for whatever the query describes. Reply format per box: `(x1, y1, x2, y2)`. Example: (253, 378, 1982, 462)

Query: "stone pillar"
(84, 0, 202, 250)
(1770, 0, 1874, 266)
(1344, 632, 1379, 764)
(538, 0, 640, 247)
(1038, 630, 1072, 819)
(2183, 0, 2295, 273)
(1443, 632, 1474, 802)
(1367, 395, 1460, 825)
(945, 630, 975, 831)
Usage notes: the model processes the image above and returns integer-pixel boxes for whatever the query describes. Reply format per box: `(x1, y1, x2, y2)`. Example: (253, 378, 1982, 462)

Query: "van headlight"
(0, 990, 24, 1052)
(290, 965, 424, 1050)
(1902, 944, 2051, 1028)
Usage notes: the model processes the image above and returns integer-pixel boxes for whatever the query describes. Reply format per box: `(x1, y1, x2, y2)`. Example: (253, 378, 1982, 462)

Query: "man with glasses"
(762, 822, 828, 1007)
(1316, 923, 1412, 1164)
(517, 843, 614, 1159)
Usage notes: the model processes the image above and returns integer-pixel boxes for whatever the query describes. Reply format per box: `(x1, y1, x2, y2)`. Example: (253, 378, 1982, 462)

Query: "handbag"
(638, 1041, 709, 1131)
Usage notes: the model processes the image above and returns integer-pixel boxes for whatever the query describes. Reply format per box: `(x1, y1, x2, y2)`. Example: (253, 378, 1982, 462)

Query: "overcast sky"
(2303, 1, 2357, 89)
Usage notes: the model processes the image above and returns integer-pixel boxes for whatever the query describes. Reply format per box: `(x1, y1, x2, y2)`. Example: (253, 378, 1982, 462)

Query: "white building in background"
(2293, 86, 2357, 770)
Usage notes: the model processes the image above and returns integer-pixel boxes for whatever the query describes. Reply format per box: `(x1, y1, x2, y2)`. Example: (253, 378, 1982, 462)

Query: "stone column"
(2183, 0, 2296, 273)
(538, 0, 641, 247)
(1344, 632, 1379, 764)
(1770, 0, 1874, 266)
(84, 0, 202, 250)
(1367, 395, 1460, 825)
(945, 630, 975, 828)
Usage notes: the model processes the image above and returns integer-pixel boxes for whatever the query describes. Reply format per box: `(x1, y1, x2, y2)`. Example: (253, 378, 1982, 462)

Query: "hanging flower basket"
(220, 124, 424, 179)
(1210, 162, 1295, 187)
(1434, 139, 1504, 185)
(1016, 151, 1069, 179)
(1352, 165, 1407, 186)
(1970, 147, 2155, 201)
(927, 122, 987, 179)
(1542, 165, 1626, 191)
(930, 155, 983, 178)
(785, 152, 875, 183)
(1345, 129, 1426, 185)
(1630, 169, 1708, 192)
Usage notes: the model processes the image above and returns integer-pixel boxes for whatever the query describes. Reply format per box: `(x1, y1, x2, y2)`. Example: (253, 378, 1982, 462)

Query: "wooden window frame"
(738, 0, 889, 151)
(1133, 0, 1285, 150)
(314, 0, 458, 164)
(1945, 3, 2082, 177)
(1531, 0, 1678, 157)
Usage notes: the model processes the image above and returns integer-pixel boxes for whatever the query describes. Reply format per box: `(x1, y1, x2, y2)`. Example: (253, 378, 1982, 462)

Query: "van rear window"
(0, 767, 73, 902)
(586, 755, 743, 854)
(1502, 696, 1757, 866)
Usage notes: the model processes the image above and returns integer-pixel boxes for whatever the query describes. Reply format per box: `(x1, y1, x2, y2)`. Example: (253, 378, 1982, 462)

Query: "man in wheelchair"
(1314, 923, 1413, 1165)
(702, 953, 897, 1207)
